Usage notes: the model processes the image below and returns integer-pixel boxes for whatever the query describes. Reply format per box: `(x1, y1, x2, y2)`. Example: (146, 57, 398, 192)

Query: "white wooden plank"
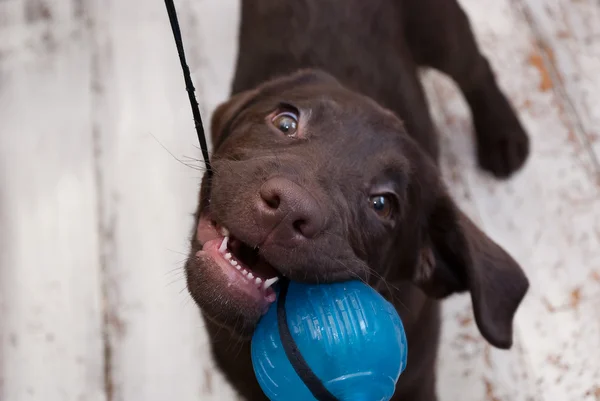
(427, 0, 600, 400)
(0, 1, 105, 401)
(90, 0, 239, 399)
(515, 0, 600, 165)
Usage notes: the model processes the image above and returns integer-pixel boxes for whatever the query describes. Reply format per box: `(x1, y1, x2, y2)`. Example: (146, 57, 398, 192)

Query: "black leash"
(163, 0, 212, 177)
(163, 2, 339, 399)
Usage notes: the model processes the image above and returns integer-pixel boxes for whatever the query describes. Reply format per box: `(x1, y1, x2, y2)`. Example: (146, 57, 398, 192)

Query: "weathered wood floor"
(1, 0, 599, 400)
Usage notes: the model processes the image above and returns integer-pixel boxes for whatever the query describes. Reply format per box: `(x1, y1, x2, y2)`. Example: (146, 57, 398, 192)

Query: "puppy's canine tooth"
(218, 236, 229, 253)
(263, 277, 279, 290)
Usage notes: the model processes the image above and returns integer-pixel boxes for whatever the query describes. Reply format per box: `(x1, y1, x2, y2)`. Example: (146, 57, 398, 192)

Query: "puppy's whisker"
(165, 272, 187, 283)
(182, 148, 217, 163)
(166, 248, 189, 257)
(165, 265, 185, 275)
(148, 133, 210, 171)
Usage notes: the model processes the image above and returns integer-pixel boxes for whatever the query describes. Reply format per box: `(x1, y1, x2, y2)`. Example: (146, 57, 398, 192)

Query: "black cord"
(163, 0, 212, 177)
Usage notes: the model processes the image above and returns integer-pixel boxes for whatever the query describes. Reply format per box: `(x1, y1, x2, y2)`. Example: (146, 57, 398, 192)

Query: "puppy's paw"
(474, 104, 530, 179)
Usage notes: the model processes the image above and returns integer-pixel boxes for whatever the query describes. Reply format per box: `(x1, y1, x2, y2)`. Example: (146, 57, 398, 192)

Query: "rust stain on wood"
(458, 316, 473, 327)
(528, 50, 554, 92)
(570, 287, 582, 308)
(483, 345, 492, 368)
(584, 385, 600, 400)
(542, 297, 557, 312)
(547, 354, 570, 371)
(458, 333, 480, 343)
(484, 378, 501, 401)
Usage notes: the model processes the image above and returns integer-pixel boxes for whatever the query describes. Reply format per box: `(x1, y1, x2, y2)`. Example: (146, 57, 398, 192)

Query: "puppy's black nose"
(258, 177, 324, 241)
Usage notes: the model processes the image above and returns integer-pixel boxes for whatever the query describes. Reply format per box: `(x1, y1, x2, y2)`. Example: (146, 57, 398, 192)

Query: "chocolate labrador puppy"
(185, 0, 530, 400)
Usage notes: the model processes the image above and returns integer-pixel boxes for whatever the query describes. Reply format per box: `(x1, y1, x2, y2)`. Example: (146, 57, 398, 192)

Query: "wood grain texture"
(0, 1, 105, 401)
(1, 0, 599, 400)
(89, 0, 238, 400)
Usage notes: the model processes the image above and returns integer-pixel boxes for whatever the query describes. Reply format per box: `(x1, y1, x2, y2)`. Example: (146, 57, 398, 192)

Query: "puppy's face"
(185, 70, 529, 348)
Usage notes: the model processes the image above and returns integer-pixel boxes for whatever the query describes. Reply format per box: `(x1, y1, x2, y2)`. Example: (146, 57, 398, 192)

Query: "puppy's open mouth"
(196, 215, 280, 312)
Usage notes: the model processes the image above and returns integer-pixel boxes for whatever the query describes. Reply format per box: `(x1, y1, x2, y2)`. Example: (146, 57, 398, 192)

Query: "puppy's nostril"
(293, 219, 306, 234)
(260, 182, 282, 210)
(264, 194, 280, 209)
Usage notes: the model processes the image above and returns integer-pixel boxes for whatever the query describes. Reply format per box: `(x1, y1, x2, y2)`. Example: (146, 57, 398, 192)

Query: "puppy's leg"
(376, 38, 441, 161)
(404, 0, 529, 178)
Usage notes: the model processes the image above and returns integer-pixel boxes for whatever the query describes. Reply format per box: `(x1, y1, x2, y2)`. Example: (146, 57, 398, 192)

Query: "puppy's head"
(185, 69, 528, 348)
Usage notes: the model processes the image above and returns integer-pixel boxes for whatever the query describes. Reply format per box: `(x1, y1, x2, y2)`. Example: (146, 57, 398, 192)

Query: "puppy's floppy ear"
(210, 88, 260, 147)
(415, 190, 529, 349)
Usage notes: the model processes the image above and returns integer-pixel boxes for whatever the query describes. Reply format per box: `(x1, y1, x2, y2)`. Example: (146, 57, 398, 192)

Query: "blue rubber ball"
(251, 280, 408, 401)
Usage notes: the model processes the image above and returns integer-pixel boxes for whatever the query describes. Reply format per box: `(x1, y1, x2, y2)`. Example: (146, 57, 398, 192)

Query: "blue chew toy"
(251, 280, 408, 401)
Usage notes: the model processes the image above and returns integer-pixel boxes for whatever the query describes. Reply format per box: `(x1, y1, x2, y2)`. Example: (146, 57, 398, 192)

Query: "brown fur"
(184, 1, 530, 400)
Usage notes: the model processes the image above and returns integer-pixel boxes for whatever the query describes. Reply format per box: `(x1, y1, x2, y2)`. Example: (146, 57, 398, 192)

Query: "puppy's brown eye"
(369, 195, 394, 218)
(271, 112, 298, 136)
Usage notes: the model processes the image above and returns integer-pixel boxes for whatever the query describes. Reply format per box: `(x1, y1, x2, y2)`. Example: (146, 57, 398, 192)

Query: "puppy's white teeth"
(263, 277, 279, 290)
(220, 227, 230, 237)
(247, 272, 254, 279)
(235, 265, 241, 270)
(231, 260, 238, 266)
(255, 277, 263, 285)
(218, 236, 229, 253)
(225, 253, 232, 260)
(242, 270, 248, 276)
